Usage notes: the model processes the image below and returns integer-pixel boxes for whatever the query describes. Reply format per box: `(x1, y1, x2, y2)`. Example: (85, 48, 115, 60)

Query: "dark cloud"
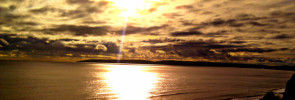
(29, 6, 103, 19)
(29, 7, 61, 14)
(203, 44, 244, 49)
(175, 48, 216, 58)
(257, 29, 280, 33)
(268, 59, 284, 63)
(142, 38, 183, 44)
(280, 48, 289, 50)
(0, 6, 33, 30)
(82, 20, 105, 24)
(222, 48, 277, 53)
(270, 11, 295, 17)
(144, 33, 159, 35)
(102, 42, 119, 53)
(45, 25, 109, 36)
(29, 1, 109, 19)
(162, 13, 182, 18)
(171, 31, 203, 36)
(65, 44, 104, 54)
(171, 41, 227, 58)
(0, 7, 6, 13)
(66, 0, 93, 4)
(144, 40, 243, 59)
(141, 39, 293, 64)
(173, 40, 242, 49)
(229, 41, 247, 44)
(248, 21, 267, 26)
(235, 14, 265, 21)
(142, 38, 290, 62)
(30, 7, 52, 13)
(201, 19, 244, 27)
(59, 39, 79, 41)
(0, 5, 16, 13)
(14, 21, 38, 26)
(271, 34, 293, 39)
(207, 19, 228, 26)
(175, 5, 194, 9)
(0, 9, 28, 22)
(195, 14, 272, 29)
(117, 25, 167, 35)
(0, 34, 119, 57)
(205, 30, 228, 37)
(64, 42, 119, 54)
(60, 6, 103, 18)
(0, 34, 51, 52)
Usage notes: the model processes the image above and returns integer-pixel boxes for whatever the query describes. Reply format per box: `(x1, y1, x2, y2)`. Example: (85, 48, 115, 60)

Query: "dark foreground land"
(79, 59, 295, 71)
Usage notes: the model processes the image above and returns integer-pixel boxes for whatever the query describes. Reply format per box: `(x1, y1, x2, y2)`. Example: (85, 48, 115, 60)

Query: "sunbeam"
(117, 17, 128, 62)
(112, 0, 160, 62)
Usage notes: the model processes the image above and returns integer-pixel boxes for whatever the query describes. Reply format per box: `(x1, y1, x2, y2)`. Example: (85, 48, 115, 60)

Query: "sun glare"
(101, 64, 158, 100)
(108, 0, 160, 16)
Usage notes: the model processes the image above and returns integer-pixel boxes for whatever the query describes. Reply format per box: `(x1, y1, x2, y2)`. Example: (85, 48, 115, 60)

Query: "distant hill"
(78, 59, 295, 71)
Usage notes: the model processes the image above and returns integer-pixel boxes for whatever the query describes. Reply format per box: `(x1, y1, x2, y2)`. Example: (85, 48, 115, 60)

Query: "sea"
(0, 61, 294, 100)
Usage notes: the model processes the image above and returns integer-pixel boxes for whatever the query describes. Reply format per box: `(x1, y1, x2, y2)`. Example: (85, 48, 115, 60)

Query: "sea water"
(0, 61, 293, 100)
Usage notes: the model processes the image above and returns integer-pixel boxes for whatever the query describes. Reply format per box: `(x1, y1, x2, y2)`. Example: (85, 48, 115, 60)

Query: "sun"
(108, 0, 160, 16)
(109, 0, 147, 10)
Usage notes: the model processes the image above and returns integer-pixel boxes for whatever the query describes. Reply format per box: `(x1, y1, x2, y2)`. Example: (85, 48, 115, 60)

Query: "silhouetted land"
(78, 60, 295, 71)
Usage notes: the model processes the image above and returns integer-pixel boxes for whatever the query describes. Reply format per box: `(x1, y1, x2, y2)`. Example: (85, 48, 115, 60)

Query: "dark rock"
(260, 91, 280, 100)
(282, 74, 295, 100)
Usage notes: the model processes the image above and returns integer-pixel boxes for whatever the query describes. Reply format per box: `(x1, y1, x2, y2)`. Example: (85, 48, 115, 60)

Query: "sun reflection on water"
(101, 64, 158, 100)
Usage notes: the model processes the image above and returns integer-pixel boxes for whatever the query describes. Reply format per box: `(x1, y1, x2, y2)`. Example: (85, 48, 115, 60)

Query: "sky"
(0, 0, 295, 65)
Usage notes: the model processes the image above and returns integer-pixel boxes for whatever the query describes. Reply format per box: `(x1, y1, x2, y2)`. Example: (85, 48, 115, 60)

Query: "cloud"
(143, 40, 242, 59)
(59, 6, 103, 18)
(229, 41, 247, 44)
(116, 25, 167, 35)
(175, 5, 194, 9)
(201, 18, 245, 27)
(29, 7, 58, 14)
(271, 34, 293, 39)
(0, 6, 29, 24)
(270, 11, 295, 17)
(162, 13, 182, 18)
(0, 34, 119, 57)
(27, 0, 109, 20)
(95, 44, 107, 52)
(66, 0, 92, 4)
(1, 0, 295, 65)
(59, 38, 79, 41)
(171, 31, 203, 36)
(142, 38, 184, 44)
(235, 14, 265, 21)
(0, 38, 9, 46)
(102, 42, 119, 53)
(140, 38, 290, 63)
(222, 48, 278, 53)
(204, 30, 228, 37)
(248, 21, 267, 26)
(45, 25, 109, 36)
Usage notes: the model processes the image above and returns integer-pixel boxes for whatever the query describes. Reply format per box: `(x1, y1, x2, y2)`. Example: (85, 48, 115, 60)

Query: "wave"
(149, 91, 207, 98)
(231, 88, 285, 100)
